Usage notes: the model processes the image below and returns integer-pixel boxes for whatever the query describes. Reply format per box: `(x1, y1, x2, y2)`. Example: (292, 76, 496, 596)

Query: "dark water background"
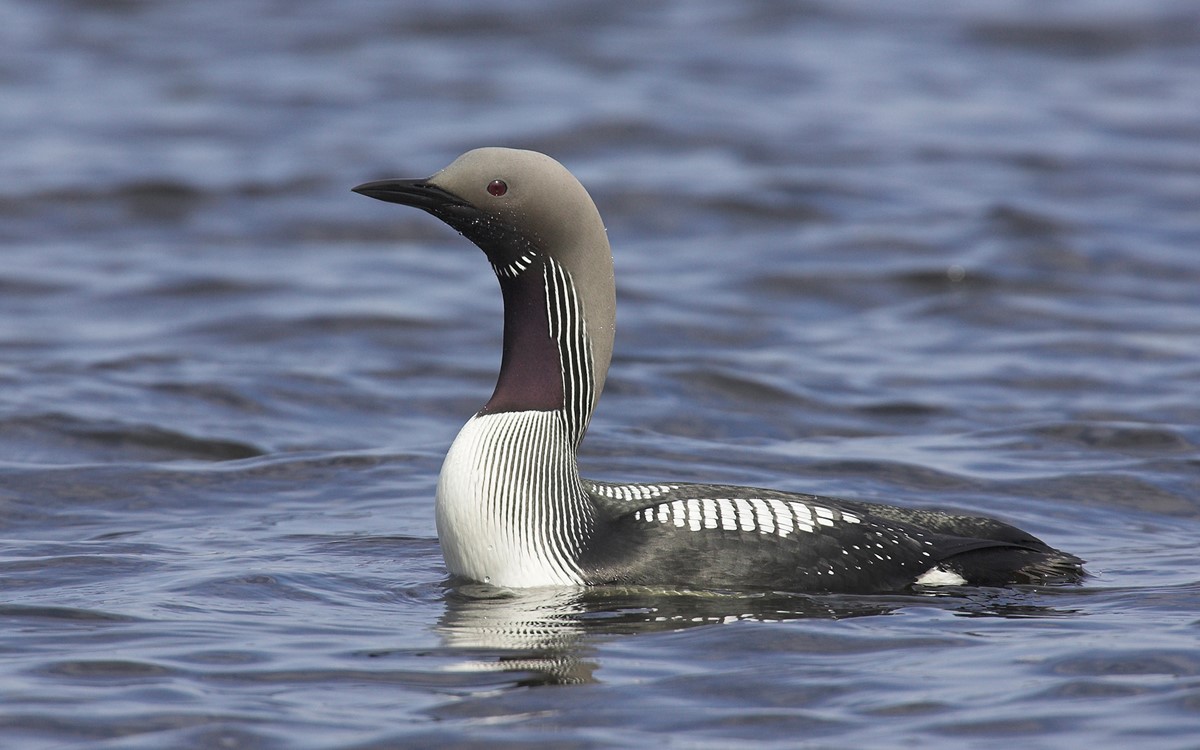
(4, 1, 1200, 747)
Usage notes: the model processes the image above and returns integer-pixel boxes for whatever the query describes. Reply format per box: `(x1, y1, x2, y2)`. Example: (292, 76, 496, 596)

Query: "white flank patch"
(914, 566, 967, 586)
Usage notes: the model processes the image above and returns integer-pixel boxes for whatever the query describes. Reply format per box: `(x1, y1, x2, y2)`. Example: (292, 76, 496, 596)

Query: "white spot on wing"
(717, 499, 738, 531)
(768, 499, 793, 536)
(732, 498, 755, 532)
(749, 498, 774, 534)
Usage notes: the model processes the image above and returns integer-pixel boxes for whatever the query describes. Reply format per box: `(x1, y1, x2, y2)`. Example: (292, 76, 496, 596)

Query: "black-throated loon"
(353, 147, 1084, 593)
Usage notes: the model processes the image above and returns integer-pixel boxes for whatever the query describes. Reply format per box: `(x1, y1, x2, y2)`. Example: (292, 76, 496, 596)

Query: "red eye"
(487, 179, 508, 197)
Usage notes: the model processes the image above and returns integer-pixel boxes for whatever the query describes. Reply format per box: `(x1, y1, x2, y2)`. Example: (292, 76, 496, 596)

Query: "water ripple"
(3, 0, 1199, 747)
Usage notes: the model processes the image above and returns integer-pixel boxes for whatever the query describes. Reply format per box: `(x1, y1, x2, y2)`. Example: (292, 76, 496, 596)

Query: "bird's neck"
(481, 256, 609, 450)
(440, 255, 608, 585)
(481, 266, 563, 414)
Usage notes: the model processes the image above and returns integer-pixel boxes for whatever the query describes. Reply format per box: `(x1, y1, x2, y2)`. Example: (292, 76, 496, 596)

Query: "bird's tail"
(940, 546, 1086, 587)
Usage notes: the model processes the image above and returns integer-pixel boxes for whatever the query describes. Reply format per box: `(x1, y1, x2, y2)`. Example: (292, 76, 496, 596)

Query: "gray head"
(354, 148, 616, 423)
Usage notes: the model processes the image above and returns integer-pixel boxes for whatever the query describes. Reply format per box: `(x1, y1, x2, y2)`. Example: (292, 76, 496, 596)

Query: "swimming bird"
(353, 148, 1084, 593)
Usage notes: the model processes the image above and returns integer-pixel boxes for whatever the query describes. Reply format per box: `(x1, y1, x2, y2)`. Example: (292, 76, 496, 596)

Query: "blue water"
(3, 1, 1200, 747)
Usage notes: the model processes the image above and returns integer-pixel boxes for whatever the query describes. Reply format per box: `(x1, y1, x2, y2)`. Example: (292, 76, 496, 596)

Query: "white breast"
(436, 411, 592, 587)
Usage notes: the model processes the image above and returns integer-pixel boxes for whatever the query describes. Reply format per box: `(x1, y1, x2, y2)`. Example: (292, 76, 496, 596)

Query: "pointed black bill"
(353, 176, 502, 246)
(351, 178, 466, 212)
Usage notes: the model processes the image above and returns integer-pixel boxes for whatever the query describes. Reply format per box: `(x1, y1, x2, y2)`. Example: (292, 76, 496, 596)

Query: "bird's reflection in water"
(436, 584, 597, 685)
(434, 581, 1082, 687)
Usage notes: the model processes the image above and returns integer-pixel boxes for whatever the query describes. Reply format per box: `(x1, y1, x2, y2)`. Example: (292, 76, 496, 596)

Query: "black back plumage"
(581, 481, 1083, 592)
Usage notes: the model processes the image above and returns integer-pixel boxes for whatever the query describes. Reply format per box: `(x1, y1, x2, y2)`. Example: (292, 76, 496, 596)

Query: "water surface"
(3, 1, 1200, 747)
